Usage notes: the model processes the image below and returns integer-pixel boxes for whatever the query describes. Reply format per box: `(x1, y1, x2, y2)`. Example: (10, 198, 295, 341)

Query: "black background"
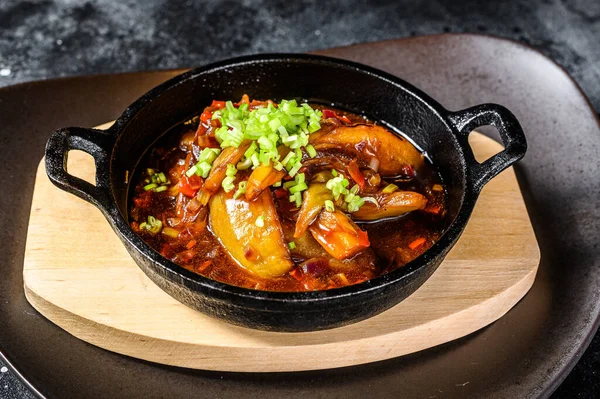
(0, 1, 598, 397)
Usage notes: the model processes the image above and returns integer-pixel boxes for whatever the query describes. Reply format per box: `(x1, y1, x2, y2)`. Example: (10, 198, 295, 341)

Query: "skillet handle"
(45, 127, 113, 213)
(448, 104, 527, 192)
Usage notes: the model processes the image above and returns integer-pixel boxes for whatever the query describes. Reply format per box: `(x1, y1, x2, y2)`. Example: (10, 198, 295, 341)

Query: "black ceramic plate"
(1, 34, 598, 398)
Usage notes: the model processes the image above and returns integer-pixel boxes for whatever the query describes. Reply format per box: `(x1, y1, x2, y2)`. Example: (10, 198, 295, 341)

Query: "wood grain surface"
(23, 124, 540, 372)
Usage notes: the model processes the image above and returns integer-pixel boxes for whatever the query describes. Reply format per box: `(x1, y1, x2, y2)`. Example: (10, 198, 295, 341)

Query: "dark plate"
(1, 34, 598, 398)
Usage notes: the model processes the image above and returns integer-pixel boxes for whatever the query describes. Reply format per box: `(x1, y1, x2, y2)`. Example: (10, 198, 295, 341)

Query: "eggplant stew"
(129, 96, 447, 292)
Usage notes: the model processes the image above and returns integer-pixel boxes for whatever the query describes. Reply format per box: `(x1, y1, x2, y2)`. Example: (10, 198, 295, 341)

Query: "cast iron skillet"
(44, 54, 526, 332)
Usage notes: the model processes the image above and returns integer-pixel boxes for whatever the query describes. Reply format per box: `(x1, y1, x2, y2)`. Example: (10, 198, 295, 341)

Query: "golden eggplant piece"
(209, 189, 293, 278)
(309, 124, 424, 175)
(245, 162, 287, 201)
(309, 210, 370, 260)
(294, 183, 334, 238)
(352, 191, 427, 221)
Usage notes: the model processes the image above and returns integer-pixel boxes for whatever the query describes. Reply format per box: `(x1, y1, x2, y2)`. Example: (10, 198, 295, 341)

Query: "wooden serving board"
(23, 123, 540, 372)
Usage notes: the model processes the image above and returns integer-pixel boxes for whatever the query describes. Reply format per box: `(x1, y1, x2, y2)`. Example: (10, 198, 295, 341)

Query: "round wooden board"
(23, 124, 540, 372)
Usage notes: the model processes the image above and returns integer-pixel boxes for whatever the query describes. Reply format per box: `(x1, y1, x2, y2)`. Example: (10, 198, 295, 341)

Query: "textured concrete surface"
(0, 0, 599, 398)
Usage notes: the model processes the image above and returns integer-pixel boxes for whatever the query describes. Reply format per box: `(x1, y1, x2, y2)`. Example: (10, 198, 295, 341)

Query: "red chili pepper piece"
(323, 109, 337, 119)
(408, 237, 426, 250)
(323, 109, 352, 124)
(197, 260, 212, 272)
(200, 111, 212, 124)
(210, 100, 226, 109)
(401, 164, 416, 179)
(347, 159, 366, 189)
(178, 174, 203, 198)
(274, 188, 288, 199)
(290, 268, 303, 281)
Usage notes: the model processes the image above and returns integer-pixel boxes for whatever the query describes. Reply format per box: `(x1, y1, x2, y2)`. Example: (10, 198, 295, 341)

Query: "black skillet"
(44, 53, 526, 331)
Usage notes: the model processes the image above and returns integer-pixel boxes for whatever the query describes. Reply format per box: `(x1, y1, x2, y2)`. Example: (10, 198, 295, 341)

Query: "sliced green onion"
(325, 175, 350, 200)
(197, 161, 212, 178)
(144, 183, 158, 191)
(283, 181, 296, 190)
(186, 148, 221, 178)
(281, 151, 295, 167)
(250, 153, 260, 168)
(294, 191, 302, 207)
(382, 184, 399, 194)
(347, 197, 365, 213)
(258, 135, 275, 150)
(201, 98, 322, 174)
(305, 144, 317, 158)
(324, 199, 335, 212)
(226, 163, 237, 177)
(244, 141, 258, 159)
(197, 147, 221, 164)
(331, 169, 338, 177)
(146, 168, 156, 176)
(288, 162, 302, 178)
(324, 175, 375, 213)
(259, 151, 271, 165)
(141, 215, 162, 234)
(236, 158, 253, 170)
(185, 165, 198, 177)
(288, 241, 296, 250)
(154, 185, 168, 193)
(255, 215, 265, 227)
(289, 182, 308, 194)
(233, 181, 247, 199)
(222, 176, 236, 193)
(161, 227, 179, 238)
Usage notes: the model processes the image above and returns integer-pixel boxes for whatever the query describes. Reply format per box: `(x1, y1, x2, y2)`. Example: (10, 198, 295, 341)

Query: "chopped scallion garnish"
(185, 165, 198, 177)
(236, 158, 253, 170)
(139, 215, 162, 234)
(226, 163, 237, 177)
(382, 183, 399, 194)
(233, 180, 247, 199)
(209, 98, 322, 170)
(289, 182, 308, 194)
(324, 175, 374, 213)
(306, 144, 317, 158)
(161, 227, 179, 238)
(222, 175, 236, 193)
(186, 148, 221, 179)
(324, 199, 335, 212)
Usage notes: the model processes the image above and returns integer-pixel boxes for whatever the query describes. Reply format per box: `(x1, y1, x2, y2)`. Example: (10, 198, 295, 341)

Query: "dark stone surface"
(0, 0, 598, 398)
